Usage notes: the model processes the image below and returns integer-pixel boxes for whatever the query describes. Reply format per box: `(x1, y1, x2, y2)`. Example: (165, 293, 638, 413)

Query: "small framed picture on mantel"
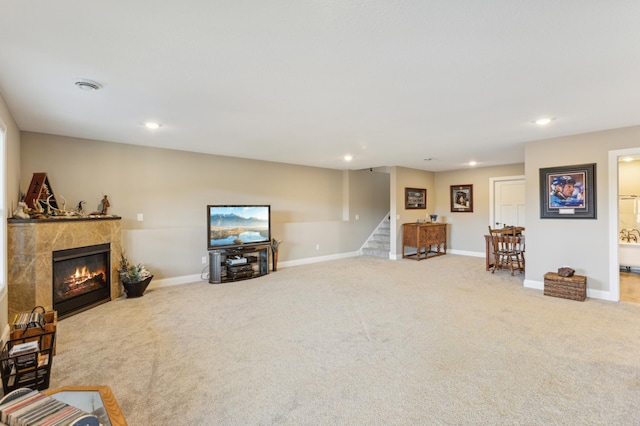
(405, 188, 426, 209)
(450, 184, 473, 212)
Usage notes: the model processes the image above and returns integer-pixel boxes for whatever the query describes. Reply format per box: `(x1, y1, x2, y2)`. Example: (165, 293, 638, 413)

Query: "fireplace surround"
(7, 217, 122, 319)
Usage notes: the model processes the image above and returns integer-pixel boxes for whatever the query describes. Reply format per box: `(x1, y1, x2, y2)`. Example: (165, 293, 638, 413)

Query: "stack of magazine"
(11, 312, 45, 332)
(0, 388, 99, 426)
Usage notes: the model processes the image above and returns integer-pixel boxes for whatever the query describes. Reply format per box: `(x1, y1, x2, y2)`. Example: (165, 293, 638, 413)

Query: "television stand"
(208, 244, 270, 284)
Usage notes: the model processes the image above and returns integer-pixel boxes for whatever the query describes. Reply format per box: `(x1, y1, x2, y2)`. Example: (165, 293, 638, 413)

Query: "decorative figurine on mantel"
(99, 195, 110, 214)
(12, 200, 30, 219)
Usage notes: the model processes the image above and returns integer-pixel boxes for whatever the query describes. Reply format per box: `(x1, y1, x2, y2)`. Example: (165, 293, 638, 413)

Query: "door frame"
(608, 147, 640, 302)
(489, 175, 525, 228)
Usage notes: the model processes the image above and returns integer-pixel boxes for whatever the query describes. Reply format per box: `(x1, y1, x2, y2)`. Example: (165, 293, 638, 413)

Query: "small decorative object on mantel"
(24, 172, 59, 212)
(270, 238, 282, 271)
(118, 253, 153, 298)
(12, 199, 30, 219)
(557, 267, 575, 277)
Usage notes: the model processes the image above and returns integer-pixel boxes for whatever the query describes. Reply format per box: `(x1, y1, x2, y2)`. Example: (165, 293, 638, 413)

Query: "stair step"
(362, 247, 389, 258)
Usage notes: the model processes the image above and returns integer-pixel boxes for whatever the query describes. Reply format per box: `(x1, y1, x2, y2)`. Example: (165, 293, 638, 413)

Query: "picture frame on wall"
(539, 163, 596, 219)
(450, 184, 473, 212)
(405, 188, 426, 209)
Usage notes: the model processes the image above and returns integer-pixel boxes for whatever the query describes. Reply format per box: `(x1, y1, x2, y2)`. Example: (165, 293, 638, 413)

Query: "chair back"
(488, 226, 508, 254)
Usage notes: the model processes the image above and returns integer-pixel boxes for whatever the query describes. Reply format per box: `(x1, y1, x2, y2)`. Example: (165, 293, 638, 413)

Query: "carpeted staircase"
(361, 215, 390, 258)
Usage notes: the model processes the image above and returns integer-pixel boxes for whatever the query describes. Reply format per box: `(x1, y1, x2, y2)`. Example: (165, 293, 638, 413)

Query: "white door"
(490, 176, 525, 228)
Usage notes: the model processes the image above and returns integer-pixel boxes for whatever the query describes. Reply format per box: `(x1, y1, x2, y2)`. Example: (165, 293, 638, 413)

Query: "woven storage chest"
(543, 272, 586, 301)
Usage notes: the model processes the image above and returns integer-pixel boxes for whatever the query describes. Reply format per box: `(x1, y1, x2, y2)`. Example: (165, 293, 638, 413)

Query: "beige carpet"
(49, 255, 640, 425)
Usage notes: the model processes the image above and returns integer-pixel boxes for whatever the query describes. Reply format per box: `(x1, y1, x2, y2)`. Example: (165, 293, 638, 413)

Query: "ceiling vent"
(74, 79, 102, 91)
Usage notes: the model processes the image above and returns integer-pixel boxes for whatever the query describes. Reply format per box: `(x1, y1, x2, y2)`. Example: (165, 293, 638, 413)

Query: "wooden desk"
(402, 223, 447, 260)
(46, 385, 127, 425)
(485, 234, 525, 271)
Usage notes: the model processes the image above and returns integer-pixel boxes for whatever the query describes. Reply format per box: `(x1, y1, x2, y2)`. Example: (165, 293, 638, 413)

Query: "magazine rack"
(0, 331, 56, 393)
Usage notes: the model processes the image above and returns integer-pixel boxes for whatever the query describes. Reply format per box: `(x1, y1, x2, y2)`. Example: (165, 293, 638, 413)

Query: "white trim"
(524, 279, 543, 290)
(488, 175, 525, 227)
(448, 249, 484, 258)
(280, 251, 360, 267)
(148, 274, 205, 289)
(525, 278, 614, 301)
(608, 147, 640, 303)
(147, 251, 362, 289)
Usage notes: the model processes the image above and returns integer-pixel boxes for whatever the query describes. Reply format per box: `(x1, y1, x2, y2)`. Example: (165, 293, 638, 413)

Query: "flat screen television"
(207, 205, 271, 250)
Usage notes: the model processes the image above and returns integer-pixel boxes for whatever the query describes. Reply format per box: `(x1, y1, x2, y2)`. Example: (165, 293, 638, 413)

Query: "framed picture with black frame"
(450, 184, 473, 212)
(539, 163, 596, 219)
(405, 188, 426, 209)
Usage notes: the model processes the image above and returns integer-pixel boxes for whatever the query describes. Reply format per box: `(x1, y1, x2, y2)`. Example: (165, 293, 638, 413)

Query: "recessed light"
(74, 79, 102, 91)
(469, 161, 477, 166)
(534, 117, 554, 126)
(344, 155, 353, 162)
(144, 122, 161, 129)
(622, 157, 634, 162)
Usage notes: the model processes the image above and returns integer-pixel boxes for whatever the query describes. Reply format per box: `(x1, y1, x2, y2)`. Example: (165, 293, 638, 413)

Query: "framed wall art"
(405, 188, 426, 209)
(539, 163, 596, 219)
(450, 185, 473, 212)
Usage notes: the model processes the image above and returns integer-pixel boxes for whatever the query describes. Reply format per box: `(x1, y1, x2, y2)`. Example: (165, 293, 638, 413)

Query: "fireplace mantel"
(7, 217, 122, 319)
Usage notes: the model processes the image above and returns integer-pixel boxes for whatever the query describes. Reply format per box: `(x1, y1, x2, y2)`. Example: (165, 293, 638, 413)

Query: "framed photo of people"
(405, 187, 426, 209)
(450, 184, 473, 212)
(539, 163, 596, 219)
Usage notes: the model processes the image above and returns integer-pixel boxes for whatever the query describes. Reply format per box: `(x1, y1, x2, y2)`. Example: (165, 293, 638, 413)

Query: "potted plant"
(270, 238, 282, 271)
(118, 253, 153, 298)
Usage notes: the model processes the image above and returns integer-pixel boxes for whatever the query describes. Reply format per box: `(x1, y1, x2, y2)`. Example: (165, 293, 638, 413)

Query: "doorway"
(608, 147, 640, 302)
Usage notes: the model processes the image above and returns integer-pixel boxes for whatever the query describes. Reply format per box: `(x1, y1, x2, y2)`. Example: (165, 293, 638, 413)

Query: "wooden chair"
(488, 226, 525, 275)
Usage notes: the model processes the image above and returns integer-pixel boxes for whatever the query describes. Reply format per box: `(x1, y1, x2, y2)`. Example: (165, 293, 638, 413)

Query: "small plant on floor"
(118, 253, 152, 283)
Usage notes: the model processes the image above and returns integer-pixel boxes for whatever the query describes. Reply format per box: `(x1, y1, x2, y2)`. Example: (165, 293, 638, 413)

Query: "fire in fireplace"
(52, 243, 111, 318)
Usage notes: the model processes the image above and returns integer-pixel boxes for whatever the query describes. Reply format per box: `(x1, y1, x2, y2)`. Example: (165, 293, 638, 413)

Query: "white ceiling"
(1, 1, 639, 172)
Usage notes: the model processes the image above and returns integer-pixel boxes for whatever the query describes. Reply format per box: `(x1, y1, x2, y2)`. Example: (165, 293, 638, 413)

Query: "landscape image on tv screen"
(208, 205, 270, 248)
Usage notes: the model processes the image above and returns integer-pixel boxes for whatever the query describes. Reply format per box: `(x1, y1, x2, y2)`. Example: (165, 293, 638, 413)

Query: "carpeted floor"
(49, 255, 640, 425)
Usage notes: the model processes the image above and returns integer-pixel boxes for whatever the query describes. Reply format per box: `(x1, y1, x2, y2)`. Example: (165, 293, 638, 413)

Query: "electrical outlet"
(316, 244, 320, 250)
(355, 214, 359, 220)
(137, 213, 144, 222)
(202, 256, 207, 264)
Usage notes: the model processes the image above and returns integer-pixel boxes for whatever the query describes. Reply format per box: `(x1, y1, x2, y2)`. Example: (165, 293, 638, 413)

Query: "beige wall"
(524, 125, 640, 297)
(389, 166, 435, 257)
(20, 132, 390, 282)
(435, 164, 525, 253)
(1, 90, 21, 334)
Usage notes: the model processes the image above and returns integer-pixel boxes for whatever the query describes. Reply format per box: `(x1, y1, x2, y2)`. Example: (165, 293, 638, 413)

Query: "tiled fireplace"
(8, 217, 122, 319)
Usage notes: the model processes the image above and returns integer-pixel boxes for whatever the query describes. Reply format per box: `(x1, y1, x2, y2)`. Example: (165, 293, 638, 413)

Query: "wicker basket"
(544, 272, 586, 301)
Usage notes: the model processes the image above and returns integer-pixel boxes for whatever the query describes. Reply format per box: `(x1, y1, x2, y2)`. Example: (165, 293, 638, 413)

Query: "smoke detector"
(74, 79, 102, 91)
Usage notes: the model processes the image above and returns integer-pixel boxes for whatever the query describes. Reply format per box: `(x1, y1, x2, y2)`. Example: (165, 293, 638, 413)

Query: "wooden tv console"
(402, 223, 447, 260)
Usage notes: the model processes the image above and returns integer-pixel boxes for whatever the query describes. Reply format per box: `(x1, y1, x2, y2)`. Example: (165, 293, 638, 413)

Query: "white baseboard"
(524, 279, 543, 290)
(148, 274, 206, 289)
(279, 251, 360, 268)
(147, 253, 618, 302)
(525, 278, 614, 301)
(448, 249, 484, 258)
(147, 252, 361, 289)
